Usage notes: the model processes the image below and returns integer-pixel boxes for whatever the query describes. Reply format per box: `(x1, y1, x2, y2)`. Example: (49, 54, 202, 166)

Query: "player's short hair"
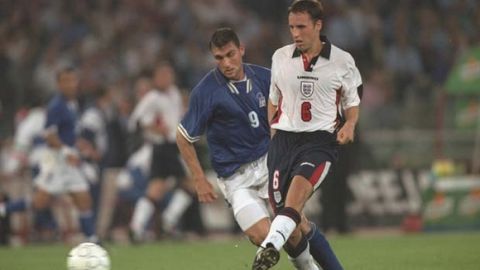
(209, 27, 240, 50)
(56, 66, 76, 81)
(288, 0, 324, 21)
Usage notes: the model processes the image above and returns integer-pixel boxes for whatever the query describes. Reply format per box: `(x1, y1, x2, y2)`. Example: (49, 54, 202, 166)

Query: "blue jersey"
(45, 94, 78, 147)
(179, 64, 270, 178)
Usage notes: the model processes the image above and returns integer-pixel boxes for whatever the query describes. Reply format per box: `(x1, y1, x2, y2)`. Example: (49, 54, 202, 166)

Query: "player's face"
(288, 12, 322, 53)
(57, 71, 79, 98)
(153, 65, 174, 91)
(211, 41, 245, 81)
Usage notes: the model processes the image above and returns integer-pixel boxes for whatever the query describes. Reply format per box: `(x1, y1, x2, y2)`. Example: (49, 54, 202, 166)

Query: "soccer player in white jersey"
(128, 63, 196, 241)
(177, 28, 323, 270)
(252, 1, 362, 270)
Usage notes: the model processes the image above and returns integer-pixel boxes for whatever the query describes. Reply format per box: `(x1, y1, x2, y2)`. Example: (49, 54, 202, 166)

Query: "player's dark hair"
(209, 27, 240, 50)
(288, 0, 324, 21)
(56, 66, 76, 81)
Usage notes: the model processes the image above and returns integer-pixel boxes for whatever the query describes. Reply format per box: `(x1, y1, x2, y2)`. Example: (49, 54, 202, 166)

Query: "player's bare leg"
(245, 217, 270, 246)
(32, 189, 52, 210)
(253, 176, 317, 270)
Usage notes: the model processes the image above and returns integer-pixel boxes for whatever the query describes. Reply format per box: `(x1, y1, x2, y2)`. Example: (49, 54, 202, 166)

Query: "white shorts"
(217, 154, 270, 231)
(34, 148, 89, 195)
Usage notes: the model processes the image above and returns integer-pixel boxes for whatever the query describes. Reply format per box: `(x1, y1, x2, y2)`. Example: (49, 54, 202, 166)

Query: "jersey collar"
(213, 64, 256, 94)
(292, 35, 331, 60)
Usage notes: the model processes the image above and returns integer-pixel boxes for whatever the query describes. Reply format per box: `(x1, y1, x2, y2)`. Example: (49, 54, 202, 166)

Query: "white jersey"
(128, 86, 183, 143)
(79, 106, 108, 156)
(270, 36, 362, 133)
(15, 107, 46, 151)
(4, 108, 46, 174)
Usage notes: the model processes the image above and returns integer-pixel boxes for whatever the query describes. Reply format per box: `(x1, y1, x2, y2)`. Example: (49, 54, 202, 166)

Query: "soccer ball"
(67, 242, 110, 270)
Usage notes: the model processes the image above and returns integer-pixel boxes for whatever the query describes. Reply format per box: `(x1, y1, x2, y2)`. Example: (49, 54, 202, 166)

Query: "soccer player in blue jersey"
(0, 67, 98, 243)
(177, 28, 271, 246)
(177, 28, 327, 270)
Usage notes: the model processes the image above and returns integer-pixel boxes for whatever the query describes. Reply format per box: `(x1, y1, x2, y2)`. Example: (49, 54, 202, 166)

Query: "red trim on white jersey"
(309, 161, 331, 190)
(271, 96, 283, 125)
(301, 54, 310, 71)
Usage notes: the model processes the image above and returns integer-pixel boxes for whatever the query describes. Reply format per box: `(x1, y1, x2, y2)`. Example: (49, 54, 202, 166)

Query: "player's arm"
(145, 121, 168, 136)
(44, 128, 80, 165)
(77, 113, 103, 161)
(267, 99, 278, 138)
(176, 130, 218, 203)
(337, 54, 362, 145)
(44, 106, 79, 165)
(44, 104, 66, 150)
(269, 52, 281, 138)
(76, 137, 101, 161)
(336, 106, 359, 145)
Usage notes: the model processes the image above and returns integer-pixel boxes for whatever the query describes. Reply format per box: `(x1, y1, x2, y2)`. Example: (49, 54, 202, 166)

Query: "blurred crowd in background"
(1, 0, 479, 132)
(0, 0, 479, 243)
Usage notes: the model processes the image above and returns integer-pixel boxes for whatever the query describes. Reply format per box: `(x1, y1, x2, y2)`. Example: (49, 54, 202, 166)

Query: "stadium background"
(0, 0, 480, 269)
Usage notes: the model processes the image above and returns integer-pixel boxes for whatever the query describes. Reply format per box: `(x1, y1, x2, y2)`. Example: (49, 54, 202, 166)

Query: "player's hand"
(151, 116, 169, 136)
(60, 147, 81, 166)
(66, 153, 80, 166)
(336, 122, 355, 145)
(76, 138, 100, 161)
(195, 176, 218, 203)
(153, 123, 168, 136)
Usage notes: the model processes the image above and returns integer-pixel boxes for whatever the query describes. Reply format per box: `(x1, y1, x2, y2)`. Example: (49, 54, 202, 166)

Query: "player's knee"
(245, 218, 270, 246)
(32, 192, 50, 210)
(246, 226, 269, 246)
(247, 232, 265, 246)
(32, 199, 47, 210)
(75, 198, 92, 211)
(299, 215, 311, 235)
(147, 181, 166, 200)
(278, 207, 302, 226)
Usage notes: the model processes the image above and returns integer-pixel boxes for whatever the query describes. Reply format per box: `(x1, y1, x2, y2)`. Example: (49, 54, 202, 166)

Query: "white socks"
(161, 189, 192, 232)
(261, 215, 297, 251)
(130, 197, 155, 237)
(288, 242, 320, 270)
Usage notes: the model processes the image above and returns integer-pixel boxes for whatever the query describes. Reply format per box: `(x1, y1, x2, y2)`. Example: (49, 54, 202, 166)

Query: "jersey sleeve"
(15, 112, 40, 150)
(340, 55, 362, 109)
(269, 50, 281, 106)
(128, 92, 156, 132)
(178, 85, 213, 143)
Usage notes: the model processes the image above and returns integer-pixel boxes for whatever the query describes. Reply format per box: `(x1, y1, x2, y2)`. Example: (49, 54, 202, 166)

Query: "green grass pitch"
(0, 231, 479, 270)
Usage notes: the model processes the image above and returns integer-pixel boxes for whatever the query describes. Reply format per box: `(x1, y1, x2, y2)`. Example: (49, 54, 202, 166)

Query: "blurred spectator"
(0, 0, 478, 139)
